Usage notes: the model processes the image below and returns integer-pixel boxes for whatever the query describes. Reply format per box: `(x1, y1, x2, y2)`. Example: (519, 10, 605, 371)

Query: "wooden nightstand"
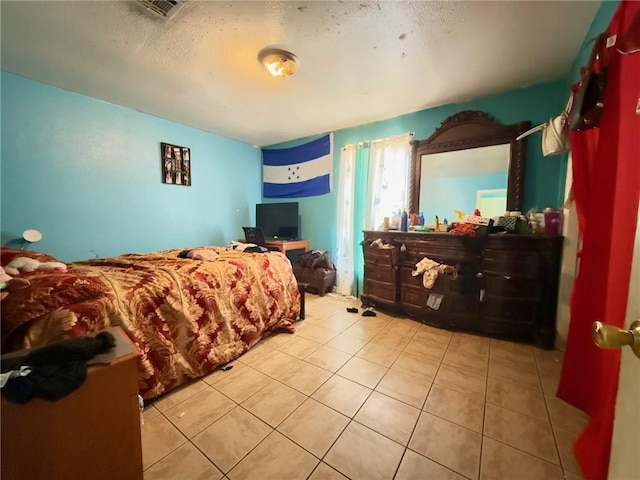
(1, 327, 143, 480)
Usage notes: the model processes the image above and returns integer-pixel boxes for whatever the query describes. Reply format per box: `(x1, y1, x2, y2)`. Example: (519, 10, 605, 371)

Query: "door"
(608, 206, 640, 479)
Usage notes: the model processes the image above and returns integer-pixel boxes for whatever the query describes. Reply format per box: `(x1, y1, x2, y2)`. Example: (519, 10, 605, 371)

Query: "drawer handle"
(503, 275, 511, 280)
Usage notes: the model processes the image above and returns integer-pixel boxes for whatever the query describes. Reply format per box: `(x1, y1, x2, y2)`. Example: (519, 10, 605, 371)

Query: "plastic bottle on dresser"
(419, 212, 425, 226)
(400, 209, 408, 232)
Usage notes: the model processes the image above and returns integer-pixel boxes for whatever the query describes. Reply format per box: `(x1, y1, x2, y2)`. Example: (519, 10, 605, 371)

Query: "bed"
(0, 246, 300, 400)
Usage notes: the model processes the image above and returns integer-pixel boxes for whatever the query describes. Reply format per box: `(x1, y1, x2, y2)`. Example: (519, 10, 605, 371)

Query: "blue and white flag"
(262, 134, 333, 198)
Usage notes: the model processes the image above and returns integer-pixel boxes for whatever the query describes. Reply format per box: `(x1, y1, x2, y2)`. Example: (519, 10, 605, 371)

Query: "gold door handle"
(592, 320, 640, 359)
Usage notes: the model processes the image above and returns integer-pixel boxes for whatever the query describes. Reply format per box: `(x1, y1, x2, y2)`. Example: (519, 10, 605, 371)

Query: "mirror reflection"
(419, 144, 510, 222)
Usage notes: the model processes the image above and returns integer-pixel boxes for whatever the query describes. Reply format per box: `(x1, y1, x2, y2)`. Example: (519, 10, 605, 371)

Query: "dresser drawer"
(402, 248, 472, 267)
(363, 246, 399, 267)
(363, 279, 397, 304)
(365, 265, 396, 284)
(401, 285, 426, 310)
(449, 293, 479, 315)
(399, 267, 449, 292)
(484, 274, 539, 299)
(481, 250, 539, 278)
(481, 297, 537, 323)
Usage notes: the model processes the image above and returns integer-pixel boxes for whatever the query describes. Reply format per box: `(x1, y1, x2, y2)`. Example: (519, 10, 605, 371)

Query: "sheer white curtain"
(335, 134, 412, 297)
(365, 133, 413, 230)
(335, 144, 357, 296)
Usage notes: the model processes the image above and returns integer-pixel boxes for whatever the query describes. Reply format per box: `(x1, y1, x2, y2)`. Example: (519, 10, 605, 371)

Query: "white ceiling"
(0, 1, 600, 147)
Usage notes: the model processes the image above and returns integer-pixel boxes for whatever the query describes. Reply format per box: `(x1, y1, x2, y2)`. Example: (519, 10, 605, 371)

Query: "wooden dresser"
(1, 327, 143, 480)
(362, 231, 562, 349)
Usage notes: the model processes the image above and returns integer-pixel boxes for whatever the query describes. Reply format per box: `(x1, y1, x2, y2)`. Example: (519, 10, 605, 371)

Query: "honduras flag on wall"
(262, 134, 333, 198)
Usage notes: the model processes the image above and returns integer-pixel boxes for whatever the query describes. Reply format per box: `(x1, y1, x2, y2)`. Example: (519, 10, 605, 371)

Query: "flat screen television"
(256, 202, 300, 240)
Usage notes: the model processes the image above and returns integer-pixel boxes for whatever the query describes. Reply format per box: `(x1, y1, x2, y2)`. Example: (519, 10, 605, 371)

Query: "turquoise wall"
(1, 72, 262, 261)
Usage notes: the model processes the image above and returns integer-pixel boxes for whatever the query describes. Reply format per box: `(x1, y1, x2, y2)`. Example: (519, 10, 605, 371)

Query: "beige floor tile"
(553, 426, 584, 475)
(395, 449, 465, 480)
(311, 375, 372, 417)
(562, 470, 585, 480)
(202, 361, 247, 386)
(164, 388, 236, 438)
(403, 337, 447, 361)
(354, 391, 420, 445)
(480, 437, 564, 480)
(325, 421, 404, 480)
(424, 384, 485, 433)
(143, 442, 222, 480)
(317, 313, 358, 331)
(305, 345, 352, 372)
(449, 332, 490, 357)
(413, 325, 453, 344)
(277, 360, 332, 395)
(326, 332, 370, 354)
(488, 357, 541, 391)
(370, 331, 412, 351)
(391, 351, 439, 383)
(152, 380, 209, 412)
(297, 324, 340, 343)
(143, 404, 161, 423)
(260, 331, 295, 348)
(484, 403, 559, 465)
(212, 365, 273, 403)
(236, 342, 274, 365)
(342, 322, 384, 341)
(227, 431, 318, 480)
(434, 363, 487, 397)
(491, 339, 534, 357)
(486, 377, 547, 420)
(375, 369, 432, 408)
(251, 348, 300, 378)
(545, 395, 590, 434)
(380, 317, 421, 337)
(192, 406, 272, 473)
(308, 462, 349, 480)
(442, 347, 489, 375)
(277, 335, 322, 359)
(278, 398, 350, 458)
(354, 315, 392, 330)
(242, 380, 307, 427)
(534, 348, 564, 372)
(141, 414, 187, 470)
(541, 371, 561, 396)
(337, 356, 388, 388)
(356, 342, 402, 367)
(490, 343, 536, 366)
(409, 412, 482, 480)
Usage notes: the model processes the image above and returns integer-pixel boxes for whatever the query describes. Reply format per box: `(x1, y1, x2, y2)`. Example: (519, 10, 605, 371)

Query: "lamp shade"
(23, 229, 42, 243)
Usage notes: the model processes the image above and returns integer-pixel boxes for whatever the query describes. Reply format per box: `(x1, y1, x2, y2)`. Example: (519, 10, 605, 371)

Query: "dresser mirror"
(409, 111, 530, 221)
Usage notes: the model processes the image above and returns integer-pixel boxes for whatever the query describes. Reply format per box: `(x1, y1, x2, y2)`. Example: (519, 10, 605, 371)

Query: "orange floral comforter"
(1, 247, 299, 399)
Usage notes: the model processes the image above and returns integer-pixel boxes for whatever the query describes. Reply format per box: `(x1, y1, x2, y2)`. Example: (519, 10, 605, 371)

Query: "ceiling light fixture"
(258, 48, 298, 78)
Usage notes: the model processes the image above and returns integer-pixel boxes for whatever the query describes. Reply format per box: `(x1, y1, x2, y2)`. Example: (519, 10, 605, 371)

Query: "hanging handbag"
(516, 96, 572, 156)
(570, 32, 609, 131)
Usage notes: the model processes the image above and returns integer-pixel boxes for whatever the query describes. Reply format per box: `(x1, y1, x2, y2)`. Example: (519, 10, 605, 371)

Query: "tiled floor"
(141, 294, 589, 480)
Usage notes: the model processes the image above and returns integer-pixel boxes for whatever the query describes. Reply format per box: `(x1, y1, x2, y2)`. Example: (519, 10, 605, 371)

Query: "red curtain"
(558, 2, 640, 479)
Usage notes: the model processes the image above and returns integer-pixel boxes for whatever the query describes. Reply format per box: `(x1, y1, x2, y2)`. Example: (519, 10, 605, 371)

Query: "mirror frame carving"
(409, 111, 531, 214)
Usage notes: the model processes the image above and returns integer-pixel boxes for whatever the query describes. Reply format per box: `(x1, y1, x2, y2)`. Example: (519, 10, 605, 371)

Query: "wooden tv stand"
(265, 239, 309, 254)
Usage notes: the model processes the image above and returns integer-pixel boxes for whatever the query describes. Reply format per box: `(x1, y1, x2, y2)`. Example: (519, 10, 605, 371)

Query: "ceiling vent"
(136, 0, 183, 19)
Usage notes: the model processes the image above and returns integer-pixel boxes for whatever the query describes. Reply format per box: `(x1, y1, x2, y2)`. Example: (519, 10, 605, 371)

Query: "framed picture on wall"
(161, 142, 191, 186)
